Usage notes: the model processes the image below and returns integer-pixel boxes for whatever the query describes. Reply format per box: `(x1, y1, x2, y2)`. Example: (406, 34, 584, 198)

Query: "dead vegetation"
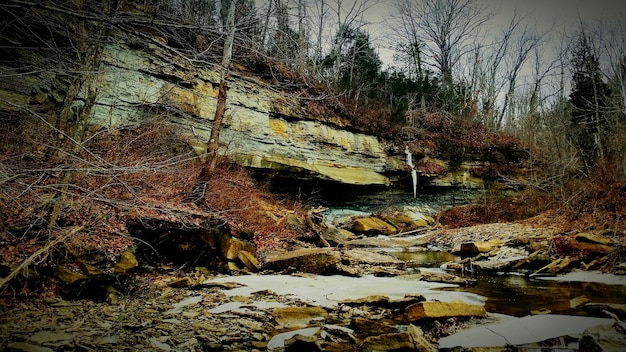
(437, 161, 626, 239)
(0, 114, 306, 297)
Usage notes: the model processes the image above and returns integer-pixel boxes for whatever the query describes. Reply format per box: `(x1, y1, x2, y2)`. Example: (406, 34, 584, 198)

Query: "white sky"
(366, 0, 626, 67)
(253, 0, 626, 72)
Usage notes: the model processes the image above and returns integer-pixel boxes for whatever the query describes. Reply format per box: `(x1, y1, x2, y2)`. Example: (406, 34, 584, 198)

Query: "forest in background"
(64, 0, 625, 186)
(1, 0, 625, 225)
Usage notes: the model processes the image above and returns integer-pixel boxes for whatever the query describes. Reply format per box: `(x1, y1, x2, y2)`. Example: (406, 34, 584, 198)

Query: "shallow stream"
(385, 248, 626, 318)
(321, 186, 626, 319)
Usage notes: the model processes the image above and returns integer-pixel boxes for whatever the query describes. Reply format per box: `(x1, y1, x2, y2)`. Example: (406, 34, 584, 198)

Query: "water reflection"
(390, 248, 626, 317)
(449, 273, 626, 317)
(385, 248, 460, 266)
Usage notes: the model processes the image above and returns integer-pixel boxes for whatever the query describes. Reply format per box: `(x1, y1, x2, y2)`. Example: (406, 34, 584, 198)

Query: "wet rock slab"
(438, 314, 613, 349)
(205, 274, 486, 308)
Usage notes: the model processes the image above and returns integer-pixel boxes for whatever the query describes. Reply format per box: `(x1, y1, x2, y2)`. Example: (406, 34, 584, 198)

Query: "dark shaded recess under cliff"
(252, 170, 477, 212)
(126, 217, 232, 269)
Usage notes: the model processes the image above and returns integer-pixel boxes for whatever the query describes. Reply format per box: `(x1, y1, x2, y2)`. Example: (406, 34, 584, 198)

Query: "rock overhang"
(85, 42, 403, 186)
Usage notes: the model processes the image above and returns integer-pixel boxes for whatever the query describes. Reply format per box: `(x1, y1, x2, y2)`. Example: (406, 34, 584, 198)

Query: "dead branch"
(0, 226, 84, 291)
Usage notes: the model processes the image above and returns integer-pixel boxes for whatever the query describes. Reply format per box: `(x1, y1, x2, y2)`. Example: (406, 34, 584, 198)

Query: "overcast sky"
(366, 0, 626, 67)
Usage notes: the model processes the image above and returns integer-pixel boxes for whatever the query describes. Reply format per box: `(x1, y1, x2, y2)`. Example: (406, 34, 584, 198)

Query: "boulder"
(55, 265, 88, 285)
(263, 247, 341, 273)
(451, 239, 505, 257)
(407, 324, 437, 352)
(417, 268, 474, 285)
(319, 225, 355, 246)
(237, 250, 260, 272)
(220, 236, 256, 261)
(359, 332, 414, 352)
(579, 323, 626, 351)
(401, 207, 436, 226)
(352, 217, 397, 235)
(472, 247, 529, 271)
(341, 249, 404, 267)
(403, 300, 487, 322)
(350, 318, 399, 335)
(113, 249, 138, 274)
(382, 213, 431, 231)
(340, 294, 425, 310)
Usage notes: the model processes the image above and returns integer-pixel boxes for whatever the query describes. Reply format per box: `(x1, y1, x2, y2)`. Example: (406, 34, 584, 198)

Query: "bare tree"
(601, 18, 626, 116)
(312, 0, 329, 63)
(326, 0, 379, 82)
(389, 0, 493, 82)
(473, 11, 524, 127)
(497, 22, 543, 129)
(201, 0, 237, 180)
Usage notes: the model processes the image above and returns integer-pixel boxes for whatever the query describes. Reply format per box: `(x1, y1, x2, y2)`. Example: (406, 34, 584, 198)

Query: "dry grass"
(438, 166, 626, 237)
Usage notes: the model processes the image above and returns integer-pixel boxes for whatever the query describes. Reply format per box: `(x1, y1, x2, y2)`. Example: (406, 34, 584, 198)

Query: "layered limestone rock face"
(85, 42, 403, 185)
(0, 38, 503, 188)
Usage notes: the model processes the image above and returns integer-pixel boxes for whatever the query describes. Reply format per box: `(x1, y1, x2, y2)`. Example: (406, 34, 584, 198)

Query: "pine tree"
(569, 33, 611, 171)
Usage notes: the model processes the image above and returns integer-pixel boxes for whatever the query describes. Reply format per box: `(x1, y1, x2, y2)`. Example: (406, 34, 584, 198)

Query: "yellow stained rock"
(263, 247, 341, 273)
(383, 214, 430, 229)
(353, 217, 397, 235)
(350, 317, 399, 335)
(475, 239, 506, 253)
(359, 332, 414, 352)
(268, 118, 288, 139)
(403, 300, 487, 322)
(408, 324, 437, 352)
(237, 250, 260, 272)
(55, 265, 88, 285)
(575, 233, 612, 245)
(220, 236, 255, 260)
(271, 306, 327, 328)
(114, 249, 138, 274)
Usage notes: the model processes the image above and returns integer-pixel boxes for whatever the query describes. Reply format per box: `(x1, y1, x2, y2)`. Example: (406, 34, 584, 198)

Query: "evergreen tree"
(569, 33, 611, 170)
(325, 26, 381, 101)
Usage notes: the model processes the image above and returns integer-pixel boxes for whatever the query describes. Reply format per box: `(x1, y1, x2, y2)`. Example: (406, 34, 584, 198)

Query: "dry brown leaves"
(1, 116, 305, 280)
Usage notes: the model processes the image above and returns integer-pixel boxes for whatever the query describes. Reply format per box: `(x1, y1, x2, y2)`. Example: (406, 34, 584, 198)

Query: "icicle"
(411, 169, 417, 198)
(405, 146, 417, 198)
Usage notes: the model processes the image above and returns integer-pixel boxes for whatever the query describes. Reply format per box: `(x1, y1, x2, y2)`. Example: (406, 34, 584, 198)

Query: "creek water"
(316, 185, 626, 319)
(385, 248, 626, 318)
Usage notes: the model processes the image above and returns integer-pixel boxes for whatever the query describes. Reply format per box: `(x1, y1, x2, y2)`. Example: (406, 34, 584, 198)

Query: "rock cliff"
(0, 33, 523, 189)
(83, 41, 405, 186)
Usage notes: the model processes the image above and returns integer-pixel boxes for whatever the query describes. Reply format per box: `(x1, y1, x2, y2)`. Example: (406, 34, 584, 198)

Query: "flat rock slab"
(271, 306, 328, 328)
(207, 274, 485, 308)
(404, 300, 487, 322)
(579, 322, 626, 351)
(438, 314, 613, 348)
(342, 249, 403, 266)
(263, 247, 341, 273)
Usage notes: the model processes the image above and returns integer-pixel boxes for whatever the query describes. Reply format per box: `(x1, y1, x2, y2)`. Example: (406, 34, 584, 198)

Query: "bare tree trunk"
(48, 0, 104, 228)
(201, 0, 236, 180)
(297, 0, 306, 69)
(315, 0, 326, 62)
(260, 0, 273, 50)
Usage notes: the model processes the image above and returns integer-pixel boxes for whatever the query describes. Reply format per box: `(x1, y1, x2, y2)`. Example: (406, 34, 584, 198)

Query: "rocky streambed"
(2, 208, 626, 351)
